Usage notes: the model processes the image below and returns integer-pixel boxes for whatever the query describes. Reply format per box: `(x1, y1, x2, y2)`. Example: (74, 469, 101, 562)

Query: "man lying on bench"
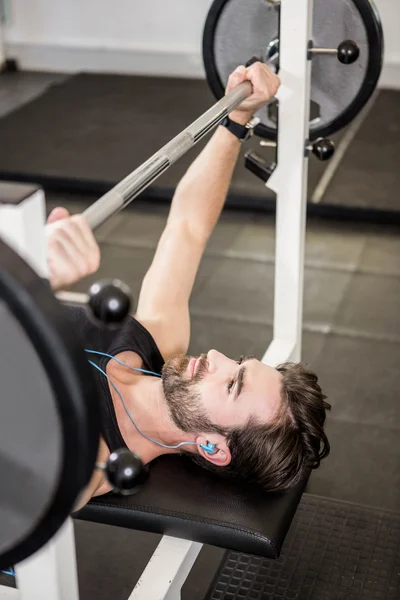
(44, 62, 331, 510)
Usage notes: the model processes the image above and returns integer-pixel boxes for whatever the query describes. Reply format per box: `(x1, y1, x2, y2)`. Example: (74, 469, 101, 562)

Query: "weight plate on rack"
(203, 0, 384, 140)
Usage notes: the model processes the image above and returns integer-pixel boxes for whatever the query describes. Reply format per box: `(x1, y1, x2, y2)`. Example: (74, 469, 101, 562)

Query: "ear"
(195, 435, 231, 468)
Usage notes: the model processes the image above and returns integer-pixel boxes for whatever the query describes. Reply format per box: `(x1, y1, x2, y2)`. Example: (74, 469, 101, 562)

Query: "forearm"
(167, 110, 252, 243)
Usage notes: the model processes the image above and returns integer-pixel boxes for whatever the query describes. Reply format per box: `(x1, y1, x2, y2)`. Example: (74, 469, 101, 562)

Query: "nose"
(206, 349, 232, 373)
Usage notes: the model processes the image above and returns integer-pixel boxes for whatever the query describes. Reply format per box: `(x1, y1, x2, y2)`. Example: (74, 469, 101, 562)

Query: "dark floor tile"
(183, 545, 225, 600)
(74, 520, 160, 600)
(97, 209, 167, 247)
(190, 258, 274, 324)
(188, 316, 273, 359)
(312, 333, 400, 429)
(0, 89, 16, 119)
(303, 267, 352, 327)
(301, 331, 328, 367)
(231, 216, 367, 270)
(101, 205, 254, 256)
(0, 71, 67, 90)
(228, 215, 276, 260)
(96, 217, 127, 243)
(189, 316, 327, 368)
(335, 91, 399, 169)
(206, 211, 255, 254)
(191, 258, 351, 328)
(71, 244, 154, 299)
(305, 220, 367, 269)
(322, 90, 400, 212)
(0, 72, 67, 117)
(306, 419, 400, 512)
(334, 272, 400, 339)
(74, 517, 222, 600)
(337, 138, 400, 175)
(71, 243, 218, 301)
(351, 90, 399, 143)
(359, 226, 400, 276)
(323, 166, 400, 210)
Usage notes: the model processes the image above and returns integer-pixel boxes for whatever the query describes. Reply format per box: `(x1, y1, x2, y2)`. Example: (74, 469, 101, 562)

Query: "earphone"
(85, 350, 216, 455)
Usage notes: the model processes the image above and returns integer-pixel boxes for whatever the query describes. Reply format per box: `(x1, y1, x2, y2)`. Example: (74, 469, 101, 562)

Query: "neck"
(109, 374, 196, 464)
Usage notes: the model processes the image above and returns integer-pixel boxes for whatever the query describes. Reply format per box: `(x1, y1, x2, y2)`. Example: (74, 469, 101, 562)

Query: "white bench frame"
(0, 0, 313, 597)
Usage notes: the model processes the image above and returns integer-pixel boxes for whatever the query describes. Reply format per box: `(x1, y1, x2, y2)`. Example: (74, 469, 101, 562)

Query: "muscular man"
(45, 63, 331, 508)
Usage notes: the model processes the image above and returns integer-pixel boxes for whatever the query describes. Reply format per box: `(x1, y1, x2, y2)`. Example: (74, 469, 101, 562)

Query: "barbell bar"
(83, 81, 253, 231)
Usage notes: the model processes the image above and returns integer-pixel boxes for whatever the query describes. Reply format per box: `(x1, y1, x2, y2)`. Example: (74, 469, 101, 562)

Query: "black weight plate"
(203, 0, 383, 140)
(0, 239, 100, 569)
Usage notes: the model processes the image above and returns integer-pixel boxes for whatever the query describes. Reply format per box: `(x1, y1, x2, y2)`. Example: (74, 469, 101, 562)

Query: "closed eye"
(227, 356, 253, 395)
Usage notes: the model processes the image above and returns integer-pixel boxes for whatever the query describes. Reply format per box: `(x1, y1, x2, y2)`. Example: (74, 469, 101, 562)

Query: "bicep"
(135, 221, 206, 358)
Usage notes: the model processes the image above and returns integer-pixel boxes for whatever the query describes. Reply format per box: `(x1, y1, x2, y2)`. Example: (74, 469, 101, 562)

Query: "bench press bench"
(77, 455, 307, 559)
(74, 459, 307, 598)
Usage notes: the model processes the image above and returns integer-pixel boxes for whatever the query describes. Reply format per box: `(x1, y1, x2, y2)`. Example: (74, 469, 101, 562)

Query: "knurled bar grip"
(83, 81, 253, 230)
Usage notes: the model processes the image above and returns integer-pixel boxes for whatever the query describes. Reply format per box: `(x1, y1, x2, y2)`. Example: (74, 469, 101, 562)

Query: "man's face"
(162, 349, 282, 435)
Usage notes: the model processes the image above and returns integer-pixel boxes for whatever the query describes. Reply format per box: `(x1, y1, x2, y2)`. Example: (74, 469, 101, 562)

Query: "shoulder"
(135, 316, 189, 362)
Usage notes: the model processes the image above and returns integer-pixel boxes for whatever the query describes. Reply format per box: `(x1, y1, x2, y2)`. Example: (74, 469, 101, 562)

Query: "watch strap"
(220, 116, 250, 141)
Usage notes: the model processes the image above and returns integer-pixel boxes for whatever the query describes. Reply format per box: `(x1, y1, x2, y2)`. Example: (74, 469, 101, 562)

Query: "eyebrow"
(233, 356, 254, 400)
(235, 366, 246, 399)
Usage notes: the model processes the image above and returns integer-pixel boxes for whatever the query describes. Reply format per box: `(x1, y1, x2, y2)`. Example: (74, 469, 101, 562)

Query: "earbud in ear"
(200, 442, 216, 454)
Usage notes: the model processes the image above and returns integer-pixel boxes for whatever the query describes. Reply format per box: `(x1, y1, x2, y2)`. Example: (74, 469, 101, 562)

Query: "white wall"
(3, 0, 400, 86)
(0, 0, 7, 68)
(373, 0, 400, 87)
(4, 0, 213, 77)
(5, 0, 211, 51)
(0, 22, 5, 70)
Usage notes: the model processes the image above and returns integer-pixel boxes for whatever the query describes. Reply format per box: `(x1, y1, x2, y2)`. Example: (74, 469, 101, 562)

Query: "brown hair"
(189, 362, 331, 492)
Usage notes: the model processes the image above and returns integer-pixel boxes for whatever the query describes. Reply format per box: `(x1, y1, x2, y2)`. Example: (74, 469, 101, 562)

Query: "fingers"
(45, 214, 101, 290)
(71, 215, 101, 272)
(47, 206, 70, 224)
(226, 65, 248, 94)
(227, 61, 280, 115)
(246, 61, 280, 102)
(46, 237, 75, 291)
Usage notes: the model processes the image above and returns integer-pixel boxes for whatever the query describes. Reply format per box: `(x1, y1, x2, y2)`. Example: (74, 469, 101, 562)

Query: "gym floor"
(1, 72, 400, 599)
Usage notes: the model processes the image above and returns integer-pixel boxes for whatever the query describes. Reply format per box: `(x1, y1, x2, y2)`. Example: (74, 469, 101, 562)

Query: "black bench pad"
(75, 455, 307, 558)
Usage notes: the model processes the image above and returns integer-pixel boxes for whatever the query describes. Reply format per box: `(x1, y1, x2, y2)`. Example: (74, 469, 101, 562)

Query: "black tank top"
(65, 305, 165, 453)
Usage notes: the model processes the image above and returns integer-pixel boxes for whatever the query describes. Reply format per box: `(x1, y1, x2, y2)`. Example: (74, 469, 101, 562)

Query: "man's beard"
(161, 354, 225, 436)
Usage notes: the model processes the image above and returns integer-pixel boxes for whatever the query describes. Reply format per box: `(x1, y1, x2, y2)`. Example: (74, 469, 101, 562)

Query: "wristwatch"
(220, 116, 260, 142)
